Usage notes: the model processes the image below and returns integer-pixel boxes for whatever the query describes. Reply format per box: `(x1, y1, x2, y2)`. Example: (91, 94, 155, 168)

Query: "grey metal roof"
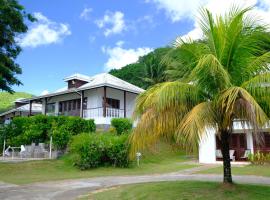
(0, 103, 42, 117)
(20, 73, 144, 102)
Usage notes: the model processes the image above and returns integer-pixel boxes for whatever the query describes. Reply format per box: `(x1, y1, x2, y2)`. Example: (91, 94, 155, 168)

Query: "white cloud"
(147, 0, 270, 41)
(18, 12, 71, 48)
(41, 90, 49, 95)
(80, 7, 93, 20)
(95, 11, 126, 37)
(102, 41, 153, 70)
(146, 0, 207, 22)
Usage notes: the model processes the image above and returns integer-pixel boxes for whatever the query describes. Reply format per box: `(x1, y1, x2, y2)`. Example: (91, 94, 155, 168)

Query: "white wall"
(126, 92, 137, 118)
(39, 87, 139, 125)
(199, 128, 217, 164)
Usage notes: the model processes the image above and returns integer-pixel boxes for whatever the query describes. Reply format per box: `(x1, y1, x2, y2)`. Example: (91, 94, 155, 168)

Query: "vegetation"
(111, 118, 133, 135)
(0, 92, 33, 113)
(0, 0, 35, 93)
(88, 181, 270, 200)
(248, 152, 270, 165)
(2, 115, 96, 150)
(130, 7, 270, 184)
(70, 133, 130, 169)
(0, 143, 193, 184)
(109, 47, 172, 89)
(197, 165, 270, 177)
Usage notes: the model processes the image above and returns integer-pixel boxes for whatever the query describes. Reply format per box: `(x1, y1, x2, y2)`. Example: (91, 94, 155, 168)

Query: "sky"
(13, 0, 270, 95)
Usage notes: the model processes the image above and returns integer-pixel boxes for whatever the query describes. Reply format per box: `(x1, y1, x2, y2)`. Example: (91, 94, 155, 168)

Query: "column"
(246, 131, 254, 154)
(80, 91, 84, 118)
(103, 86, 107, 117)
(124, 91, 126, 118)
(29, 100, 32, 116)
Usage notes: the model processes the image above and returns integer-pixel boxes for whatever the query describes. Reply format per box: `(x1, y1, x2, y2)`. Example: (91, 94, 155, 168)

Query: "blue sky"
(14, 0, 270, 95)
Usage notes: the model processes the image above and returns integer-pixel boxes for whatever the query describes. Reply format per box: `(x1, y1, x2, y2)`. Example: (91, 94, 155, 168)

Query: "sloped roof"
(79, 73, 145, 94)
(0, 103, 42, 117)
(63, 73, 91, 82)
(21, 73, 144, 102)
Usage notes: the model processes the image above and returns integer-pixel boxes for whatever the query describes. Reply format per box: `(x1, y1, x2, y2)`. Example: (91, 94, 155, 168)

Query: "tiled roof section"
(79, 73, 145, 94)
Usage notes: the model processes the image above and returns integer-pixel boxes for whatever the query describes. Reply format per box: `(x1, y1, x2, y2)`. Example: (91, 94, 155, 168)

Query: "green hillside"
(0, 92, 33, 113)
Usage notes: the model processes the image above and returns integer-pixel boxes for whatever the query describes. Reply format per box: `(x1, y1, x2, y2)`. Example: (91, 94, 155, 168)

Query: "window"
(59, 98, 85, 112)
(106, 98, 120, 109)
(46, 103, 55, 113)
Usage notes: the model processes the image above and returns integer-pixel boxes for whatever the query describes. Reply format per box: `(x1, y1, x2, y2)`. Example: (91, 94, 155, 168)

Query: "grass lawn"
(86, 181, 270, 200)
(0, 144, 196, 185)
(197, 165, 270, 177)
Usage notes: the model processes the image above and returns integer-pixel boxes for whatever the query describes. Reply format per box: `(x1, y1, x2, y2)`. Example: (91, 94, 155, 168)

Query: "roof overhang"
(20, 84, 144, 103)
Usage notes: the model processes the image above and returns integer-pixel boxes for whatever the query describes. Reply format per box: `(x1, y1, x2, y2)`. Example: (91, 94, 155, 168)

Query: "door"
(216, 134, 247, 160)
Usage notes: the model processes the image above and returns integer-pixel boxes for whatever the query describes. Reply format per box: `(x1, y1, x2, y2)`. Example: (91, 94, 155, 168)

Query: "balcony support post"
(80, 91, 84, 118)
(29, 100, 32, 116)
(124, 91, 126, 118)
(103, 86, 107, 117)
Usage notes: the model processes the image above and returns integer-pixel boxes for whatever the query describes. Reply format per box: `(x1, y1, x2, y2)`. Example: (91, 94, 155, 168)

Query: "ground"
(0, 144, 196, 185)
(87, 181, 270, 200)
(1, 146, 270, 199)
(197, 164, 270, 177)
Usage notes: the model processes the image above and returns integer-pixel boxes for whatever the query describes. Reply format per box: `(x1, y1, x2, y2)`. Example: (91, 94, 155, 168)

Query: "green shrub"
(1, 115, 96, 150)
(52, 125, 71, 150)
(248, 151, 270, 165)
(69, 133, 130, 169)
(111, 118, 132, 135)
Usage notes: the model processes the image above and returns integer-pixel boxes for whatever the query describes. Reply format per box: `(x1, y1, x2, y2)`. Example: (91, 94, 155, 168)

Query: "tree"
(0, 0, 34, 93)
(110, 63, 146, 89)
(130, 7, 270, 184)
(141, 48, 170, 88)
(109, 47, 172, 89)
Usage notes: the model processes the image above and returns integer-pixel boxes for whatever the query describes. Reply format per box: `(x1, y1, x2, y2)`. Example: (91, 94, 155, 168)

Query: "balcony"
(83, 107, 124, 119)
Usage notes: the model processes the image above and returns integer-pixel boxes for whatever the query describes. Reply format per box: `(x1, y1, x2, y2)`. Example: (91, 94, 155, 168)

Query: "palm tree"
(130, 7, 270, 184)
(140, 48, 170, 88)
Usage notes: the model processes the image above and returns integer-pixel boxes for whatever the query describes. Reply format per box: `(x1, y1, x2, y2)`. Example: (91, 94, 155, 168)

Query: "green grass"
(87, 181, 270, 200)
(197, 165, 270, 177)
(0, 145, 196, 185)
(0, 92, 33, 113)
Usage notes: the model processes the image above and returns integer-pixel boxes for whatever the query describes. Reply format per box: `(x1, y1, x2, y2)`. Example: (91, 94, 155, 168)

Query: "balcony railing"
(83, 107, 124, 119)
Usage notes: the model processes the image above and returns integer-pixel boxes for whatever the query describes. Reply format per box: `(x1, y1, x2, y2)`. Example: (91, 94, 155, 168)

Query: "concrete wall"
(199, 128, 217, 164)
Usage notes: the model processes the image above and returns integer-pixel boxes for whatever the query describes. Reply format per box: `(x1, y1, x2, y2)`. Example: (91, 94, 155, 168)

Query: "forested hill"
(109, 47, 173, 89)
(0, 92, 33, 113)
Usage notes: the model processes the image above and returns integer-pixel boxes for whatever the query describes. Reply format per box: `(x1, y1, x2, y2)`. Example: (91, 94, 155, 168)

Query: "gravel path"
(1, 166, 270, 200)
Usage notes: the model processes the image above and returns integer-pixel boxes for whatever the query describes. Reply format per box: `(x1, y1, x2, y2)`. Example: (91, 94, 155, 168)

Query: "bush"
(1, 115, 96, 150)
(69, 133, 130, 169)
(111, 118, 132, 135)
(248, 151, 270, 165)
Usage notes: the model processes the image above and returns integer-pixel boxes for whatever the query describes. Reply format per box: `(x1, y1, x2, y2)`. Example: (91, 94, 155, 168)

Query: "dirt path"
(1, 166, 270, 200)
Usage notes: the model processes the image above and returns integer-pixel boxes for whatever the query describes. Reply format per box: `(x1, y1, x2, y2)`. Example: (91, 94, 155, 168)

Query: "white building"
(199, 121, 270, 163)
(20, 73, 144, 128)
(0, 99, 42, 124)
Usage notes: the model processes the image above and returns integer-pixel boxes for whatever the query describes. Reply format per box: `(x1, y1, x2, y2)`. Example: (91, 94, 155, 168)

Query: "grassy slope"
(89, 181, 270, 200)
(0, 144, 196, 184)
(0, 92, 33, 113)
(197, 165, 270, 177)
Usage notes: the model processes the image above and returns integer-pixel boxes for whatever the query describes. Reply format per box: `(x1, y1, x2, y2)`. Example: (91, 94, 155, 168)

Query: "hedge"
(2, 115, 96, 150)
(111, 118, 133, 135)
(70, 133, 130, 169)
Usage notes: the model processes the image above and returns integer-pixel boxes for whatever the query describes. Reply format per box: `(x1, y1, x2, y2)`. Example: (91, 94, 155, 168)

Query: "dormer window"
(63, 73, 90, 89)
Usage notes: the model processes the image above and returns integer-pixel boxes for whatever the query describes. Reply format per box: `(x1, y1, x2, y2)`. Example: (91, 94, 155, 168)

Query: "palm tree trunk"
(220, 130, 233, 184)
